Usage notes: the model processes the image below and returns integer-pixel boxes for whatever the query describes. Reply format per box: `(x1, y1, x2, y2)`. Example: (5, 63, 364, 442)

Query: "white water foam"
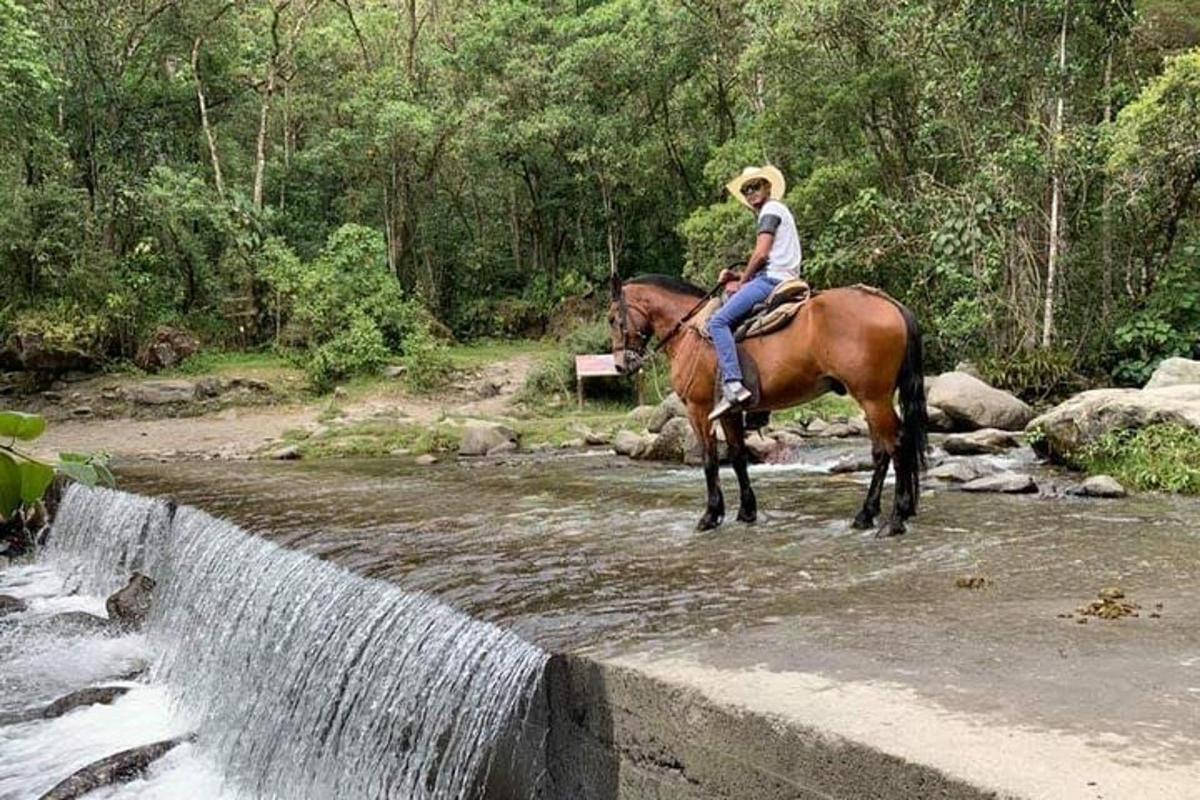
(0, 486, 548, 799)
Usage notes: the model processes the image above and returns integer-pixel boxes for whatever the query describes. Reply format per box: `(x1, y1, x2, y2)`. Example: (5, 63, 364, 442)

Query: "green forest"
(2, 0, 1198, 391)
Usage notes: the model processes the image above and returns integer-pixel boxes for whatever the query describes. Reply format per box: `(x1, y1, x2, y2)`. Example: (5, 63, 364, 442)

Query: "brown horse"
(609, 274, 928, 536)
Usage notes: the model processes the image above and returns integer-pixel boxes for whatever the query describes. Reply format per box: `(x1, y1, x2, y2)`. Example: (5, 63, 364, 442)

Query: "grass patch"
(771, 394, 861, 427)
(288, 420, 460, 458)
(1079, 424, 1200, 494)
(446, 339, 557, 370)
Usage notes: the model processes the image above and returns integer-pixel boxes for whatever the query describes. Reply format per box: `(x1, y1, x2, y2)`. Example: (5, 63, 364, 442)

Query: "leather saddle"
(691, 278, 813, 342)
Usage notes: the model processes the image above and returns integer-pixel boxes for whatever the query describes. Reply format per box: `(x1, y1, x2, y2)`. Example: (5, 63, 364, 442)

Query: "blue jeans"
(706, 274, 779, 384)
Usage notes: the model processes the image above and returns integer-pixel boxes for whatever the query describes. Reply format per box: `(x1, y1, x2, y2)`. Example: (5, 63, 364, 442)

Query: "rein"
(651, 283, 723, 354)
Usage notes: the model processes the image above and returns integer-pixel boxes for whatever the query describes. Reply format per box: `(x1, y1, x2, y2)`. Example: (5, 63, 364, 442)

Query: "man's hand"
(718, 268, 741, 283)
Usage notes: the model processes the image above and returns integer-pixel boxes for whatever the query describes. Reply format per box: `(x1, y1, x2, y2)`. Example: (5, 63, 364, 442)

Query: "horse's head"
(608, 275, 651, 375)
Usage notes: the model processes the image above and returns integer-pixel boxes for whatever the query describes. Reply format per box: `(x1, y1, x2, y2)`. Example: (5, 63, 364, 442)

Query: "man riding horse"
(707, 165, 803, 421)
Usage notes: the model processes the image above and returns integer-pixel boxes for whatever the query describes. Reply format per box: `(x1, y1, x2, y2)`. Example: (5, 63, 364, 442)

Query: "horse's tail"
(895, 302, 928, 514)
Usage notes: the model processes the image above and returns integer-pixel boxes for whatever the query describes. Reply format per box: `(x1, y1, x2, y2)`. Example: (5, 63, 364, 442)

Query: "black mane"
(626, 274, 707, 298)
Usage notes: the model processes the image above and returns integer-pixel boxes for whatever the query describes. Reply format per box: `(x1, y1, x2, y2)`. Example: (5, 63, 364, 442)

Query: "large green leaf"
(57, 460, 98, 487)
(0, 452, 21, 518)
(18, 460, 54, 505)
(0, 411, 47, 441)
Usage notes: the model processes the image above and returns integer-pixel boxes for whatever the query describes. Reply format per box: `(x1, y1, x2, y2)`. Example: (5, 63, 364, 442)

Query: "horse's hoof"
(696, 514, 724, 531)
(874, 520, 906, 538)
(851, 512, 874, 530)
(737, 508, 757, 523)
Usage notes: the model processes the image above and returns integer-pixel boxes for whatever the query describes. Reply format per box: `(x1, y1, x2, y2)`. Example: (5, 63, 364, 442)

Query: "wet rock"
(647, 393, 686, 433)
(40, 686, 131, 720)
(583, 430, 609, 446)
(38, 736, 193, 800)
(45, 612, 114, 633)
(1145, 357, 1200, 390)
(70, 406, 93, 418)
(770, 430, 806, 448)
(1071, 475, 1128, 499)
(830, 453, 876, 474)
(42, 390, 63, 403)
(612, 430, 642, 456)
(270, 445, 302, 461)
(127, 380, 197, 405)
(640, 417, 689, 462)
(0, 594, 27, 617)
(133, 327, 199, 373)
(1027, 385, 1200, 463)
(194, 377, 223, 398)
(960, 472, 1038, 494)
(458, 421, 518, 456)
(942, 428, 1020, 456)
(106, 574, 155, 629)
(847, 417, 869, 436)
(487, 441, 518, 456)
(744, 432, 778, 462)
(415, 454, 438, 466)
(926, 372, 1034, 431)
(804, 419, 829, 436)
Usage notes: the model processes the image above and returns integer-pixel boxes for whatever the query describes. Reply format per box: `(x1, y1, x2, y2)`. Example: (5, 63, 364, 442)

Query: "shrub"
(401, 327, 454, 393)
(519, 318, 637, 405)
(1079, 424, 1200, 494)
(305, 313, 390, 391)
(976, 348, 1083, 404)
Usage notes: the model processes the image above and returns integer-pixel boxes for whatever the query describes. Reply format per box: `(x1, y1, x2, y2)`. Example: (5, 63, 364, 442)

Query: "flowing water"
(0, 486, 546, 800)
(2, 441, 1199, 797)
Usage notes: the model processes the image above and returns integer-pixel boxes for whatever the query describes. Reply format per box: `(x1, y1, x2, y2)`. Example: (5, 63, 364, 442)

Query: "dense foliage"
(1080, 423, 1200, 492)
(1, 0, 1198, 385)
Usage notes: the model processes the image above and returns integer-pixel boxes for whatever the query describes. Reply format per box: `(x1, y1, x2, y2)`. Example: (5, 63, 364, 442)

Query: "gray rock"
(486, 440, 518, 456)
(1145, 357, 1200, 389)
(926, 405, 955, 432)
(627, 405, 657, 426)
(0, 594, 27, 617)
(647, 393, 686, 433)
(927, 459, 997, 483)
(804, 419, 829, 436)
(640, 417, 689, 462)
(383, 365, 407, 379)
(106, 574, 155, 629)
(744, 432, 778, 462)
(415, 454, 438, 466)
(134, 327, 199, 373)
(954, 361, 985, 381)
(127, 380, 197, 405)
(961, 472, 1038, 494)
(38, 736, 192, 800)
(770, 430, 806, 448)
(45, 612, 114, 633)
(560, 438, 585, 448)
(926, 372, 1034, 431)
(70, 406, 93, 418)
(458, 421, 518, 456)
(830, 453, 877, 474)
(41, 686, 131, 720)
(1073, 475, 1128, 498)
(942, 428, 1020, 456)
(584, 430, 609, 446)
(270, 446, 301, 461)
(612, 429, 642, 456)
(1027, 385, 1200, 463)
(847, 417, 869, 436)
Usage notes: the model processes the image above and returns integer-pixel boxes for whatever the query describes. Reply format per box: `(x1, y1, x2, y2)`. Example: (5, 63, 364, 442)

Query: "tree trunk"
(1042, 0, 1069, 349)
(192, 34, 225, 198)
(1101, 46, 1113, 317)
(253, 67, 276, 210)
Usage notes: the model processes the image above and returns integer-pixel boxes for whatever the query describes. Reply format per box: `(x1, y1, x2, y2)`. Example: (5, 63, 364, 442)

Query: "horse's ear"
(610, 273, 623, 301)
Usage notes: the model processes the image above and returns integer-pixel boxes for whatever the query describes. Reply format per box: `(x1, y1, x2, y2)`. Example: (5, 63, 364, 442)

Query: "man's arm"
(742, 231, 774, 280)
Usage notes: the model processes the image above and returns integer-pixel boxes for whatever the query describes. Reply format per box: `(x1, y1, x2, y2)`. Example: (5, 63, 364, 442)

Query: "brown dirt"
(24, 354, 541, 462)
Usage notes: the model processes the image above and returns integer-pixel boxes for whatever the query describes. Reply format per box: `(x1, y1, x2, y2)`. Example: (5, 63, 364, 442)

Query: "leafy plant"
(0, 411, 111, 553)
(1079, 424, 1200, 494)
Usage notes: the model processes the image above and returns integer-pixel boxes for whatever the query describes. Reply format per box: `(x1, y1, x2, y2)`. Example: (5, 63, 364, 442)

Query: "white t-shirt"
(757, 199, 802, 281)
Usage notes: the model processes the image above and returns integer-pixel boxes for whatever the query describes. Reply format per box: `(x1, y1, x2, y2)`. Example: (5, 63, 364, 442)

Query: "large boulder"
(106, 573, 155, 628)
(458, 421, 518, 456)
(134, 327, 200, 373)
(942, 428, 1021, 456)
(612, 429, 642, 456)
(1145, 357, 1200, 390)
(1026, 384, 1200, 463)
(647, 393, 686, 433)
(925, 372, 1034, 431)
(3, 332, 95, 373)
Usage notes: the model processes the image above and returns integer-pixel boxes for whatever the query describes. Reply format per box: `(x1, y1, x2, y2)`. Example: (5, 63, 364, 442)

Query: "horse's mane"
(626, 274, 707, 298)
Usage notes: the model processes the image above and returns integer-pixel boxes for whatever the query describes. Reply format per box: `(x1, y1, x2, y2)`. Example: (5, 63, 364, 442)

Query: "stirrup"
(708, 387, 751, 422)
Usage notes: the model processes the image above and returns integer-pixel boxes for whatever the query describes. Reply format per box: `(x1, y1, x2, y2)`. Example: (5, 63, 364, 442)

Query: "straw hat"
(725, 165, 786, 210)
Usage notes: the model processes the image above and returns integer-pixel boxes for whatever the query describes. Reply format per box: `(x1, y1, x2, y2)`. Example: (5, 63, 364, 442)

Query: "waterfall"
(39, 486, 549, 800)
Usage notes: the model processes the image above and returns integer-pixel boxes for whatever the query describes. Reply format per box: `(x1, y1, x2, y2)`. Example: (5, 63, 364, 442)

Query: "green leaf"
(18, 460, 54, 505)
(0, 411, 47, 441)
(0, 452, 21, 518)
(57, 460, 98, 486)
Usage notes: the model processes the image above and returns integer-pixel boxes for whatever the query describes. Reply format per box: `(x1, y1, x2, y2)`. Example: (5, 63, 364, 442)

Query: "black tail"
(895, 304, 928, 515)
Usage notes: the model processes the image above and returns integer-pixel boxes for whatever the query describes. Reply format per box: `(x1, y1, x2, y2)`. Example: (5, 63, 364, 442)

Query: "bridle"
(613, 279, 723, 375)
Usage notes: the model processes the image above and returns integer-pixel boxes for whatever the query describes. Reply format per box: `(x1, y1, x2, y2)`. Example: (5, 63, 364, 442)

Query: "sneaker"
(708, 380, 752, 421)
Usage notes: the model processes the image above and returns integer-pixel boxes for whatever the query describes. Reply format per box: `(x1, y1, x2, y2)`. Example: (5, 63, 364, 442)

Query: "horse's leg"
(719, 414, 756, 523)
(857, 397, 906, 537)
(688, 405, 725, 531)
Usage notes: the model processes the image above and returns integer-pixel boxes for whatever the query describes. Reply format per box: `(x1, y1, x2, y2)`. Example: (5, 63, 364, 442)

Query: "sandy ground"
(26, 354, 539, 462)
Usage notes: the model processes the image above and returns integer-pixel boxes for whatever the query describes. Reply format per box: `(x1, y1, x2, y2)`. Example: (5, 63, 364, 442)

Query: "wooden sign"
(574, 354, 620, 377)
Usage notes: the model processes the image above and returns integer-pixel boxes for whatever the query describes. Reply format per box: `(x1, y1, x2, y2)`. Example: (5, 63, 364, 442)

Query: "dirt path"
(29, 354, 541, 461)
